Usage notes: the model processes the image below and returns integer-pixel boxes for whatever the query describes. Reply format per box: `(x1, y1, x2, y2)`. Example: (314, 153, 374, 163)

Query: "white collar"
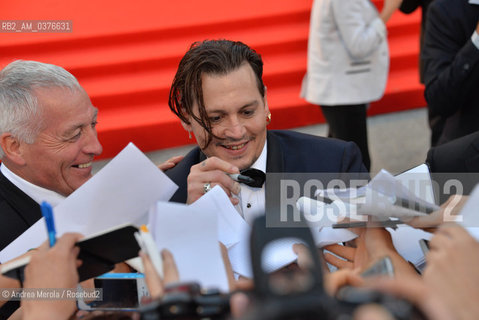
(1, 164, 65, 207)
(237, 140, 267, 225)
(469, 0, 479, 5)
(249, 140, 267, 173)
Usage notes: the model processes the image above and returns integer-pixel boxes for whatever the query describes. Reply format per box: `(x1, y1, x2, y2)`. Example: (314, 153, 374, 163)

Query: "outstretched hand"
(423, 224, 479, 319)
(405, 194, 467, 232)
(140, 249, 179, 299)
(22, 233, 83, 320)
(323, 224, 417, 278)
(158, 155, 184, 171)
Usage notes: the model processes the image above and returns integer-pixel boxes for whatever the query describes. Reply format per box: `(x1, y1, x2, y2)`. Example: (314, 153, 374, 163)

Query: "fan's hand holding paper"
(1, 224, 141, 282)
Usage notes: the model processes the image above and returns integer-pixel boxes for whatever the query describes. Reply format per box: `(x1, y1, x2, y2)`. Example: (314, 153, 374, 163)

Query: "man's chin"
(206, 147, 256, 169)
(225, 157, 255, 171)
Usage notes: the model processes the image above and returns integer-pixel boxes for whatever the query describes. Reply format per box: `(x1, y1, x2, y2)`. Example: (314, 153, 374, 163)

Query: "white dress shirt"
(1, 164, 65, 207)
(235, 141, 267, 225)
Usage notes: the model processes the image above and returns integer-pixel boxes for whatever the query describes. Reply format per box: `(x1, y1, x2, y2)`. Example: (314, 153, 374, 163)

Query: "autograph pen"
(228, 173, 255, 185)
(332, 220, 403, 229)
(41, 201, 56, 247)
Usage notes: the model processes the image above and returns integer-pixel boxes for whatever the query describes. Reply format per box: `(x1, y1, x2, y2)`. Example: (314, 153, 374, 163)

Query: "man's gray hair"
(0, 60, 81, 158)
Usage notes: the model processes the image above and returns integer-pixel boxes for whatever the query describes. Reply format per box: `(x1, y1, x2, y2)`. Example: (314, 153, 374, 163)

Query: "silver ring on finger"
(203, 182, 212, 194)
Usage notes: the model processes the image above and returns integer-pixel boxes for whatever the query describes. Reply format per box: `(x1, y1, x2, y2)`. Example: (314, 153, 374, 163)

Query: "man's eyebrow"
(63, 123, 83, 138)
(207, 101, 259, 114)
(239, 101, 259, 109)
(63, 107, 99, 137)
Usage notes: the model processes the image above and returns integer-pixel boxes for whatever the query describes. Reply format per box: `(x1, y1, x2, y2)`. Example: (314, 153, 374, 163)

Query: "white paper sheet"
(191, 186, 253, 278)
(190, 186, 247, 249)
(312, 166, 439, 221)
(395, 164, 435, 204)
(368, 169, 439, 212)
(190, 186, 310, 278)
(392, 165, 435, 267)
(456, 184, 479, 240)
(148, 200, 229, 292)
(296, 196, 359, 227)
(300, 165, 437, 266)
(0, 143, 178, 263)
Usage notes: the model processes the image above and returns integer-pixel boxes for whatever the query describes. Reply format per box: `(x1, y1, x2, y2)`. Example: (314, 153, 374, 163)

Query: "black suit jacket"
(422, 0, 479, 145)
(166, 130, 367, 203)
(0, 170, 42, 252)
(399, 0, 434, 83)
(426, 130, 479, 203)
(426, 130, 479, 173)
(0, 170, 42, 319)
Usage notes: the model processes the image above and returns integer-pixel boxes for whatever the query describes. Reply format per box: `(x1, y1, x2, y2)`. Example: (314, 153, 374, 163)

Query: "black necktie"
(239, 168, 266, 188)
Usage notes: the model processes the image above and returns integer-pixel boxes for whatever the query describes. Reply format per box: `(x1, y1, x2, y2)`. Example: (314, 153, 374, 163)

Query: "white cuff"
(471, 30, 479, 50)
(371, 17, 387, 40)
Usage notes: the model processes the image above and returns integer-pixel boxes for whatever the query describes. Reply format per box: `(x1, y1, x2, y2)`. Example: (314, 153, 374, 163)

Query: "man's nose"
(83, 127, 103, 156)
(223, 117, 246, 138)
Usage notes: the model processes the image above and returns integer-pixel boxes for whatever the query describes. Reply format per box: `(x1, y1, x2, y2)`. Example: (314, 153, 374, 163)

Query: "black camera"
(239, 214, 425, 320)
(139, 282, 230, 320)
(140, 213, 425, 320)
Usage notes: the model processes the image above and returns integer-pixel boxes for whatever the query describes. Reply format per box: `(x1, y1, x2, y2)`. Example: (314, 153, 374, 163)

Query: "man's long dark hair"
(168, 39, 265, 148)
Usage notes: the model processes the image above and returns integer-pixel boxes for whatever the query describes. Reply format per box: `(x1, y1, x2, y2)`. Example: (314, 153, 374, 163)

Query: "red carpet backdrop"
(0, 0, 423, 159)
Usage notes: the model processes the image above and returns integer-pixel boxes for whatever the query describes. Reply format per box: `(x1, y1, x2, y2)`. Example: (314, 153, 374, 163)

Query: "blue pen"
(41, 201, 56, 247)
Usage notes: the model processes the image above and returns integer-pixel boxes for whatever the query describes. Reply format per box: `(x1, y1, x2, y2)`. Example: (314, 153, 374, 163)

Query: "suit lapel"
(198, 150, 207, 163)
(166, 147, 207, 203)
(0, 171, 41, 225)
(266, 131, 284, 173)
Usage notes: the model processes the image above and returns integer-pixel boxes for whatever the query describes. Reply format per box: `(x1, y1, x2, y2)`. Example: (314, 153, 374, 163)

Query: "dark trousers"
(320, 104, 371, 171)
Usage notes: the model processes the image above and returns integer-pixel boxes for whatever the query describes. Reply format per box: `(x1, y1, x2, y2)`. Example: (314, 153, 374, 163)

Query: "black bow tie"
(238, 168, 266, 188)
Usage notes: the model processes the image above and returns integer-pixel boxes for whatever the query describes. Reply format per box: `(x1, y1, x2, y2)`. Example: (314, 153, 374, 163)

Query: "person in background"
(301, 0, 403, 171)
(399, 0, 434, 84)
(422, 0, 479, 146)
(400, 0, 441, 146)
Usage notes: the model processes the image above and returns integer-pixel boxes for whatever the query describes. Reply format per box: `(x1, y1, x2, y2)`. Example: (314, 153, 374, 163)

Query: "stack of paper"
(297, 164, 437, 267)
(298, 166, 439, 225)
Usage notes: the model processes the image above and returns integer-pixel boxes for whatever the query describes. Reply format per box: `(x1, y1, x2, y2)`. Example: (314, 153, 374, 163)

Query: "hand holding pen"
(228, 173, 255, 185)
(186, 156, 242, 205)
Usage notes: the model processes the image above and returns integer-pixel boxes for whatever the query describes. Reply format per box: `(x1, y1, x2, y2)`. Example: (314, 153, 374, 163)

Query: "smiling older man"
(0, 60, 103, 251)
(0, 60, 185, 319)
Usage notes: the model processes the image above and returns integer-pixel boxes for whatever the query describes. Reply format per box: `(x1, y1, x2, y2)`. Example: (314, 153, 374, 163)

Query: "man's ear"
(0, 133, 26, 165)
(179, 107, 193, 131)
(181, 120, 192, 132)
